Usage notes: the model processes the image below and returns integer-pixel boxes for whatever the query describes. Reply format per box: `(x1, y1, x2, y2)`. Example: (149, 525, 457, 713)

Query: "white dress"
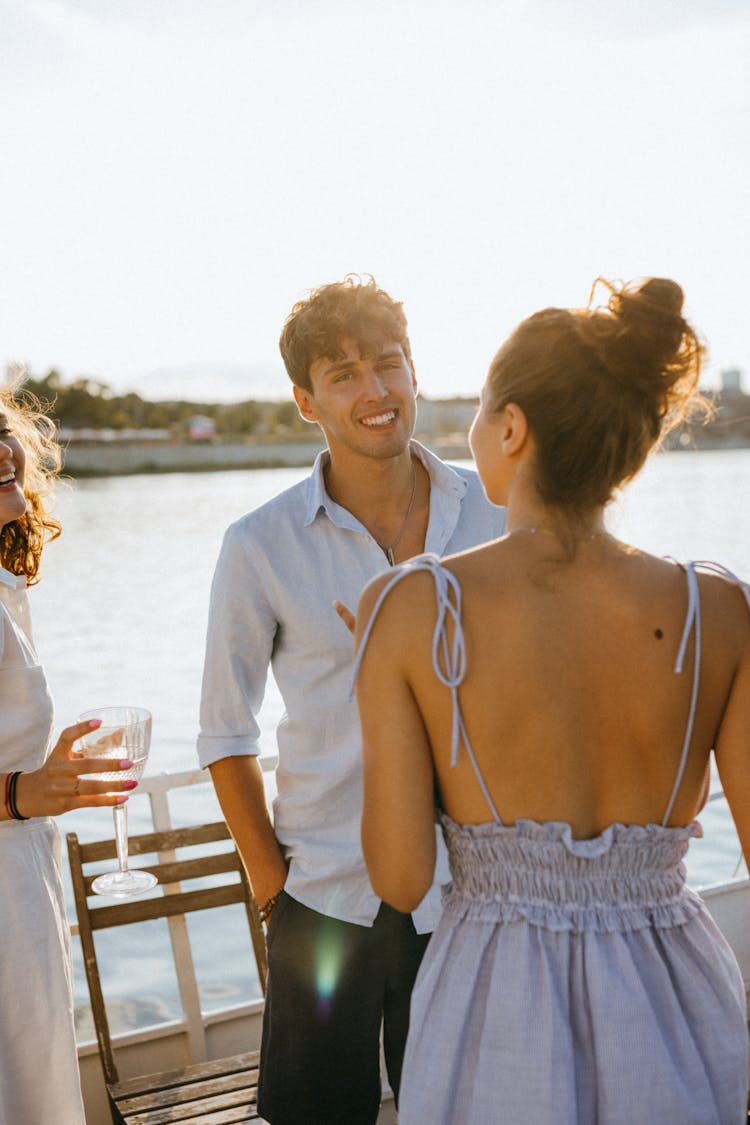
(0, 567, 85, 1125)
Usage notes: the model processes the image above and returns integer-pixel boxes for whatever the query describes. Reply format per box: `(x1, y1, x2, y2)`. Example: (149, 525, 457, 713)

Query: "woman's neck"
(505, 501, 608, 548)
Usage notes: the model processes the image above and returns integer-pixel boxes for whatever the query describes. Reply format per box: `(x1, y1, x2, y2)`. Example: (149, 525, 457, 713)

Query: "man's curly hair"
(279, 274, 412, 392)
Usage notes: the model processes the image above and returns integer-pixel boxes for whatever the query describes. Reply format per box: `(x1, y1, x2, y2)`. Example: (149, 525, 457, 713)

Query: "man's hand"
(334, 600, 355, 635)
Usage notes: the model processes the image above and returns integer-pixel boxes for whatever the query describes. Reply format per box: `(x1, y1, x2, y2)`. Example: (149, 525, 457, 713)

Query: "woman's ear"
(499, 402, 529, 456)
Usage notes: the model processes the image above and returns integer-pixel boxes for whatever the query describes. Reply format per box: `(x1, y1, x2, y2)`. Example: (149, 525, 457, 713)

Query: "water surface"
(29, 448, 749, 1032)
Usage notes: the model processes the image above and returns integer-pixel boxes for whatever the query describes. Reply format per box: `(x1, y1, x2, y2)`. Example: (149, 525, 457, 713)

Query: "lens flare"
(314, 928, 345, 1021)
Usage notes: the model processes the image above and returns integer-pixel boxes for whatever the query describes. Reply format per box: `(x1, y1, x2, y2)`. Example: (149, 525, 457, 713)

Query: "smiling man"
(197, 275, 505, 1125)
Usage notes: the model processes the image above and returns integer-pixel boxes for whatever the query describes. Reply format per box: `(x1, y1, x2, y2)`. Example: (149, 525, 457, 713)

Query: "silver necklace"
(510, 525, 605, 542)
(381, 463, 417, 566)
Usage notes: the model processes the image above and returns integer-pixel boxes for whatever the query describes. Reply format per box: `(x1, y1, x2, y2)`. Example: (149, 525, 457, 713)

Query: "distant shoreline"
(59, 436, 476, 477)
(60, 437, 327, 477)
(58, 434, 749, 478)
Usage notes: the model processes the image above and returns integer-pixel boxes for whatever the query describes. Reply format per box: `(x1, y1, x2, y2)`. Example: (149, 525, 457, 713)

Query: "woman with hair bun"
(354, 279, 749, 1123)
(0, 381, 138, 1124)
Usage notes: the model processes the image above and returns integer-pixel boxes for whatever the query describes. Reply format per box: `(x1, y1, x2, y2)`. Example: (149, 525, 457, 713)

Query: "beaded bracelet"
(258, 887, 284, 925)
(4, 772, 29, 821)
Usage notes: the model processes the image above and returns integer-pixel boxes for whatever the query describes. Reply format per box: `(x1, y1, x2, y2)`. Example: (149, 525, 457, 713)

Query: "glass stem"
(113, 803, 130, 874)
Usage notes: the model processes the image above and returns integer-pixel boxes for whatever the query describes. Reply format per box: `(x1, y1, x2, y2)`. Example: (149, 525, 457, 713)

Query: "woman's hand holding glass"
(77, 706, 156, 896)
(13, 718, 138, 818)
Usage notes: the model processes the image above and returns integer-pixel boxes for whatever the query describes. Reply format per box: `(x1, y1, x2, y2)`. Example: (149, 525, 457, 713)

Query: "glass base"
(91, 869, 158, 897)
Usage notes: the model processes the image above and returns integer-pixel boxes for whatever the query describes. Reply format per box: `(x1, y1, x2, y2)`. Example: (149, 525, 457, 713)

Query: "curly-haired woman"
(0, 380, 136, 1124)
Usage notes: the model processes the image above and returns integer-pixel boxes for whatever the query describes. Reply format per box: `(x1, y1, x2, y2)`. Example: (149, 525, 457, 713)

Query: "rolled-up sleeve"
(197, 522, 277, 768)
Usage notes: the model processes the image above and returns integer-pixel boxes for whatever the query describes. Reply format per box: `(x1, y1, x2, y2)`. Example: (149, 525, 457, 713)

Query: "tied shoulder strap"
(352, 553, 503, 824)
(686, 560, 750, 612)
(662, 560, 750, 826)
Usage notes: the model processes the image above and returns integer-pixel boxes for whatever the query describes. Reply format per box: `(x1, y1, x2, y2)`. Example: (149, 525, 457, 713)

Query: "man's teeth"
(361, 412, 395, 427)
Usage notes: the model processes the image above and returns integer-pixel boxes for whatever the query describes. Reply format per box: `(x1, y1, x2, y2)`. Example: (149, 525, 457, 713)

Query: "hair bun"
(606, 276, 688, 377)
(636, 278, 684, 316)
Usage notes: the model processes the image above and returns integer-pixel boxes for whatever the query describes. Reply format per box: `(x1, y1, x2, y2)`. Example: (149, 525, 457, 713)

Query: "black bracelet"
(7, 772, 29, 821)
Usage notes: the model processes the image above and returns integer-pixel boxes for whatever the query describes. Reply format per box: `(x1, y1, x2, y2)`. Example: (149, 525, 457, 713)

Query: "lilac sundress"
(356, 557, 750, 1124)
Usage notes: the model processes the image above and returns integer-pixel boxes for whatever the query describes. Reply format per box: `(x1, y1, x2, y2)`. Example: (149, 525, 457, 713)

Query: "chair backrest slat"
(88, 883, 249, 930)
(77, 821, 233, 864)
(82, 850, 242, 897)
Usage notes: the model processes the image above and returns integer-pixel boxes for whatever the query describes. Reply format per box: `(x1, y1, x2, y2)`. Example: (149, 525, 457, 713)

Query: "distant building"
(415, 395, 477, 439)
(188, 415, 217, 441)
(720, 368, 744, 397)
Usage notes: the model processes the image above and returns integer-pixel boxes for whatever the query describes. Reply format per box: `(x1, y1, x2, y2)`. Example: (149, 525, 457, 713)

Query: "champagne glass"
(79, 706, 157, 897)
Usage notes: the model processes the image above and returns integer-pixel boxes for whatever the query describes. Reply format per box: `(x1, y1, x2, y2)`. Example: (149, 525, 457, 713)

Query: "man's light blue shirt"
(198, 441, 505, 930)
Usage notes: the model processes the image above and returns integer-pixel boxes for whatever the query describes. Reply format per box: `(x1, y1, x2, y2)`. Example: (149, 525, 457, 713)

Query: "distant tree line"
(18, 369, 309, 438)
(13, 368, 749, 451)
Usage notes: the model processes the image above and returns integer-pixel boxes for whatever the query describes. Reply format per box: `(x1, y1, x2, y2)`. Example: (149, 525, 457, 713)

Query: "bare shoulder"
(439, 534, 525, 591)
(356, 570, 392, 617)
(355, 561, 441, 642)
(437, 534, 509, 573)
(695, 564, 750, 640)
(606, 549, 749, 622)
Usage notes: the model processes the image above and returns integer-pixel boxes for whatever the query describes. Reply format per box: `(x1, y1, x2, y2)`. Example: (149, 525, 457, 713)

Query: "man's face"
(294, 337, 418, 463)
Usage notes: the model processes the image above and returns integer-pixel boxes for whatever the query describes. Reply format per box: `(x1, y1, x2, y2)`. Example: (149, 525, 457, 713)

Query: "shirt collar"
(304, 449, 334, 526)
(303, 440, 468, 529)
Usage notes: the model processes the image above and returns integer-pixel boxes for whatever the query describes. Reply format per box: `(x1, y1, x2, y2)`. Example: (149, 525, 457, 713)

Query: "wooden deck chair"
(67, 821, 268, 1125)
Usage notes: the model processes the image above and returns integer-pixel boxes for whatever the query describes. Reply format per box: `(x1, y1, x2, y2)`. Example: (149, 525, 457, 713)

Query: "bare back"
(377, 536, 749, 838)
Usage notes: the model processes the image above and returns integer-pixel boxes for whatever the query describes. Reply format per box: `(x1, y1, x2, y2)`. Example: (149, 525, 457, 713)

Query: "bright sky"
(1, 0, 749, 402)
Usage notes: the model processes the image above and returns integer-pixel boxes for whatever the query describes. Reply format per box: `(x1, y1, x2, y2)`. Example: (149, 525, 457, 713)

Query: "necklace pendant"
(378, 461, 417, 569)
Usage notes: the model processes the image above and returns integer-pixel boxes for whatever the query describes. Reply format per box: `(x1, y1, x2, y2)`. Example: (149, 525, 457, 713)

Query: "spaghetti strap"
(353, 554, 503, 824)
(662, 559, 750, 825)
(662, 563, 700, 825)
(687, 559, 750, 611)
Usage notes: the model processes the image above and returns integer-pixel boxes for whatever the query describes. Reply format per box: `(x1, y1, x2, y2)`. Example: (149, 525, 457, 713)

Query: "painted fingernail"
(124, 780, 138, 790)
(88, 718, 103, 729)
(119, 759, 134, 769)
(115, 795, 129, 804)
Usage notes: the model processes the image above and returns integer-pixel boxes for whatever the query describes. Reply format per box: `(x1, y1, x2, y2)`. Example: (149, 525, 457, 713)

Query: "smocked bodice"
(439, 814, 704, 932)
